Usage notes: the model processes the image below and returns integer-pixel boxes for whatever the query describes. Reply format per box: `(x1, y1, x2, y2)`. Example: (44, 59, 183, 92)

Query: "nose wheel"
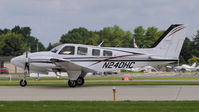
(20, 79, 27, 87)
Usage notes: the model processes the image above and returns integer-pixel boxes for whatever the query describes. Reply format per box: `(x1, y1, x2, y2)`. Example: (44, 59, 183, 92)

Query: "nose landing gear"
(20, 79, 27, 87)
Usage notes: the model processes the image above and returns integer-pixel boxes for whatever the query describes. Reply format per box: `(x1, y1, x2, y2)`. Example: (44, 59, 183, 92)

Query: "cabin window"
(59, 46, 75, 55)
(103, 50, 112, 56)
(77, 47, 88, 55)
(92, 49, 100, 56)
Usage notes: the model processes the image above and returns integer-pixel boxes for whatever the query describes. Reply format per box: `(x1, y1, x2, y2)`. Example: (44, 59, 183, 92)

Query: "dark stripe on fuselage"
(31, 60, 177, 64)
(63, 57, 112, 59)
(71, 60, 177, 62)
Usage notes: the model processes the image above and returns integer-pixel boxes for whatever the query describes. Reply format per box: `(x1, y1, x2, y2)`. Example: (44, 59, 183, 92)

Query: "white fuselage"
(11, 44, 175, 75)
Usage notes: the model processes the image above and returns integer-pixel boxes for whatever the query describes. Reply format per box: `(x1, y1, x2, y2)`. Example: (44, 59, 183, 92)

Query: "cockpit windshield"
(50, 45, 64, 53)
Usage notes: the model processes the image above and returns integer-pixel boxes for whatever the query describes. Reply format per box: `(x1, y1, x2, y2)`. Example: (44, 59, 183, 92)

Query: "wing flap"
(50, 58, 94, 72)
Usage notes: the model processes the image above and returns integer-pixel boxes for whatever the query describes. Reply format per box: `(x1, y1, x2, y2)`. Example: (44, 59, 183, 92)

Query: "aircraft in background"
(126, 66, 157, 73)
(175, 62, 197, 72)
(11, 24, 187, 87)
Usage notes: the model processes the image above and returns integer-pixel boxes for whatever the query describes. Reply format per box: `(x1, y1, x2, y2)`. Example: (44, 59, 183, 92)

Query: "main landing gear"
(68, 77, 85, 87)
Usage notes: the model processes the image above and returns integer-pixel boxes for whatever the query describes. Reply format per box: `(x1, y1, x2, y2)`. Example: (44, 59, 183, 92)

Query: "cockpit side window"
(77, 47, 88, 55)
(103, 50, 112, 56)
(92, 49, 100, 56)
(59, 46, 75, 55)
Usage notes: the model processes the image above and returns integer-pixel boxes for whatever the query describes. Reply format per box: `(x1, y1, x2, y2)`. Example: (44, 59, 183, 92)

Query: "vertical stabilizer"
(151, 24, 187, 59)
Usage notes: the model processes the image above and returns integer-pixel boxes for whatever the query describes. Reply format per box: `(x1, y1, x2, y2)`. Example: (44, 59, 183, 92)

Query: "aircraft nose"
(10, 56, 24, 67)
(10, 57, 18, 66)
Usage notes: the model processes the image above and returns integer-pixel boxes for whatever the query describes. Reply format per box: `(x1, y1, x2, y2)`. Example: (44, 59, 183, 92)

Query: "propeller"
(24, 51, 30, 75)
(23, 52, 30, 80)
(24, 43, 32, 78)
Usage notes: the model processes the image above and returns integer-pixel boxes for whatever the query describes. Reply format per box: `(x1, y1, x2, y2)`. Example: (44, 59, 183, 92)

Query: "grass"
(1, 78, 199, 86)
(0, 101, 199, 112)
(1, 76, 199, 86)
(0, 73, 23, 75)
(85, 77, 199, 80)
(85, 81, 199, 86)
(3, 76, 199, 81)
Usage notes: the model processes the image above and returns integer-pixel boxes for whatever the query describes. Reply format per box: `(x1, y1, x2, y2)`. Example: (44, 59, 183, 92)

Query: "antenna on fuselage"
(98, 41, 104, 47)
(116, 40, 123, 47)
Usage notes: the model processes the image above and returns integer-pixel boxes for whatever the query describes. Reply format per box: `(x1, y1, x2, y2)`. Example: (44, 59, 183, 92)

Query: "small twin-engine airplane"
(11, 24, 187, 87)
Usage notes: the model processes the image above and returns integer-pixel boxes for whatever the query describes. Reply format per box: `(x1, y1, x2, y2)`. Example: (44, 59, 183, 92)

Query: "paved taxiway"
(1, 85, 199, 101)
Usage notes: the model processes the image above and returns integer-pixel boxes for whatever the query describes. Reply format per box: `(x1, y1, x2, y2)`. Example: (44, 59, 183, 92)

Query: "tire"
(76, 77, 84, 86)
(68, 80, 77, 87)
(181, 69, 186, 73)
(20, 80, 27, 87)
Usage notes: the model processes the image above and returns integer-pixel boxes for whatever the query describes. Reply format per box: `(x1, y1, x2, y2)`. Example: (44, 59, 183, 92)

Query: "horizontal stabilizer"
(148, 55, 178, 61)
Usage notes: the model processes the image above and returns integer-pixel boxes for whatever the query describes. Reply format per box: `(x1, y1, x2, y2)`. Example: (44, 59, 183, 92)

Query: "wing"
(50, 58, 94, 73)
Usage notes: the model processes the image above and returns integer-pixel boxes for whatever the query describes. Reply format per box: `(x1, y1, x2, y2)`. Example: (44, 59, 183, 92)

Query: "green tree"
(188, 56, 199, 65)
(46, 42, 53, 51)
(133, 26, 145, 48)
(25, 36, 45, 52)
(144, 27, 159, 47)
(0, 29, 10, 34)
(191, 30, 199, 57)
(60, 27, 97, 45)
(0, 32, 26, 56)
(180, 38, 192, 63)
(60, 25, 133, 47)
(179, 56, 186, 64)
(11, 26, 45, 52)
(0, 26, 45, 56)
(0, 35, 6, 55)
(12, 26, 31, 38)
(133, 26, 163, 48)
(98, 25, 132, 47)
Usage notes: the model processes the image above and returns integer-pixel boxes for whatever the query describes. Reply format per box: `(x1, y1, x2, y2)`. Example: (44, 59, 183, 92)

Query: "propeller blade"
(24, 52, 30, 74)
(26, 51, 28, 58)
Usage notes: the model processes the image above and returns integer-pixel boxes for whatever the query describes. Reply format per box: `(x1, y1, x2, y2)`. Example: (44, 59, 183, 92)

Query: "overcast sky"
(0, 0, 199, 46)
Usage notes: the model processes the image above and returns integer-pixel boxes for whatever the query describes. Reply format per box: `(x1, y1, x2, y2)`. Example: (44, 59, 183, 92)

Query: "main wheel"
(20, 80, 27, 87)
(68, 80, 77, 87)
(181, 68, 186, 73)
(76, 77, 84, 86)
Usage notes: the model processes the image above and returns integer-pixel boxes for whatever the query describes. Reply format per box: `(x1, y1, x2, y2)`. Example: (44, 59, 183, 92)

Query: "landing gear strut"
(68, 77, 85, 87)
(20, 63, 29, 87)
